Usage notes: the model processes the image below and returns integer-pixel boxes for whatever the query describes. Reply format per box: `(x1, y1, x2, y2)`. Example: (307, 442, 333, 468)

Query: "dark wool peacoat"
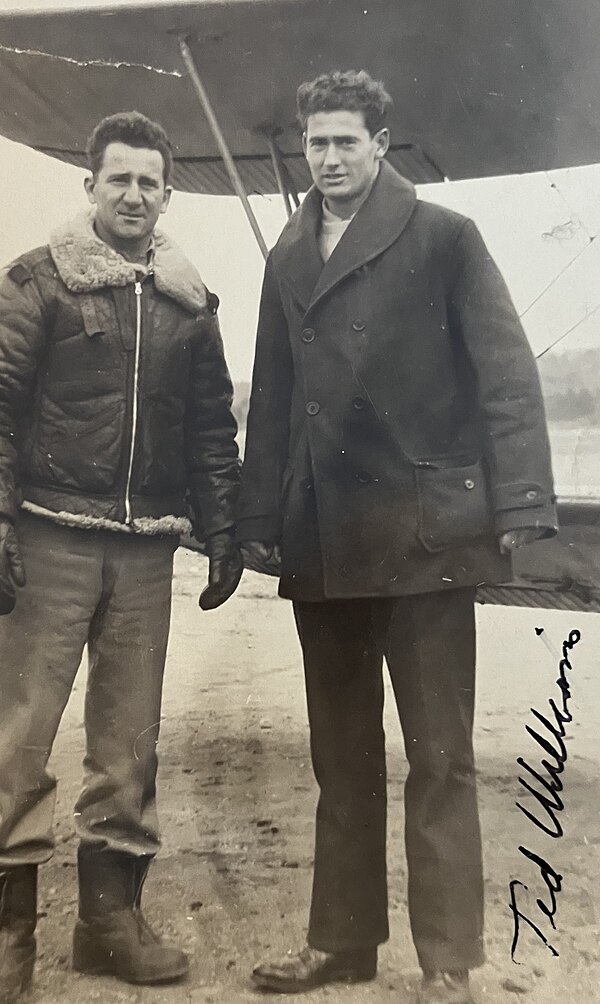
(238, 161, 557, 601)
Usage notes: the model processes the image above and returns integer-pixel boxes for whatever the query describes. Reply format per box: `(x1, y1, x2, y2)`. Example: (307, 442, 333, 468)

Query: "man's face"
(303, 110, 389, 204)
(84, 142, 171, 248)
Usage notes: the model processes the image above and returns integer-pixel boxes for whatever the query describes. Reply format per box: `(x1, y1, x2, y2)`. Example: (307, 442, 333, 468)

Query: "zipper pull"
(134, 280, 143, 296)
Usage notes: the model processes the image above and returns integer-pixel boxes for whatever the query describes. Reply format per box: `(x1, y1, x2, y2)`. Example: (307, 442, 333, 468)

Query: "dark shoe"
(73, 847, 189, 986)
(252, 943, 377, 993)
(416, 970, 474, 1004)
(0, 866, 37, 1004)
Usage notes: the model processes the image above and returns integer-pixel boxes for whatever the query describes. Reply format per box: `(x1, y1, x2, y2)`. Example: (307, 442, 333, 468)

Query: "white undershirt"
(318, 202, 356, 262)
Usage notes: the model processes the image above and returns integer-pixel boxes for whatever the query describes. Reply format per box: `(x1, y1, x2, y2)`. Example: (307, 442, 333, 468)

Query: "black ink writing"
(509, 629, 581, 962)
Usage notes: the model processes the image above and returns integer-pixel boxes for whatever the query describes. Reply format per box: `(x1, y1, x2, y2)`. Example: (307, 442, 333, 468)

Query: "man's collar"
(92, 223, 156, 271)
(273, 160, 418, 313)
(321, 201, 355, 225)
(49, 211, 208, 315)
(147, 235, 156, 268)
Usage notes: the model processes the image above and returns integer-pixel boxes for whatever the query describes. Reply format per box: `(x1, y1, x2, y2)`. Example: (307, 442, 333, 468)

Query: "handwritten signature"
(508, 628, 581, 961)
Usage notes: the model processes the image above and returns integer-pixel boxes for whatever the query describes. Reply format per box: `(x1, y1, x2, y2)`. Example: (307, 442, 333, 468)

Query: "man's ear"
(301, 131, 308, 156)
(84, 174, 96, 205)
(160, 185, 173, 215)
(374, 128, 390, 159)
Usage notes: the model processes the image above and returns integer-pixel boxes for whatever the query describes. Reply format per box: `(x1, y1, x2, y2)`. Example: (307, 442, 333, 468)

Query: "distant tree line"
(537, 347, 600, 425)
(232, 347, 600, 432)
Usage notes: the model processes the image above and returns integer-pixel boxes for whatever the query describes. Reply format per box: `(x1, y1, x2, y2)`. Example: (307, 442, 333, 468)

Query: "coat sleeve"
(448, 219, 558, 539)
(185, 302, 241, 541)
(0, 262, 48, 523)
(236, 252, 294, 543)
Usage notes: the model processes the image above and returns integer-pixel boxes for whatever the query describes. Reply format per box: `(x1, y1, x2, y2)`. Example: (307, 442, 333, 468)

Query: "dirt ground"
(26, 548, 599, 1004)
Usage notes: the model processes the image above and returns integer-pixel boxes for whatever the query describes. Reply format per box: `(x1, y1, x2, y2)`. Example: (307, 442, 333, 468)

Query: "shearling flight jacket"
(0, 212, 239, 539)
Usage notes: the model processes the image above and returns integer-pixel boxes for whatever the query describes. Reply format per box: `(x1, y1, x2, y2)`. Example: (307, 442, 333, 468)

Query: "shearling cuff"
(20, 500, 191, 536)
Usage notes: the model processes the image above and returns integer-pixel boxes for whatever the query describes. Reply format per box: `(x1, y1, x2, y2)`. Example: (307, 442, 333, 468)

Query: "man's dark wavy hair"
(297, 69, 393, 136)
(86, 111, 173, 184)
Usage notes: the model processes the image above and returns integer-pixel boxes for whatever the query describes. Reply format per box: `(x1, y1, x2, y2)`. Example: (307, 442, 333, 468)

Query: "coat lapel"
(274, 161, 418, 315)
(272, 186, 323, 312)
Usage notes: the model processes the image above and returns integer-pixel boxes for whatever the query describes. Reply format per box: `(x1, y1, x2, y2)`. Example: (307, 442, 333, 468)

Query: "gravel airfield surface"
(27, 548, 599, 1004)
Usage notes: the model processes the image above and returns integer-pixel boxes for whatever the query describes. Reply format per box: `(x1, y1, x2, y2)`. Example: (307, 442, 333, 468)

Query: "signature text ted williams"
(508, 628, 582, 961)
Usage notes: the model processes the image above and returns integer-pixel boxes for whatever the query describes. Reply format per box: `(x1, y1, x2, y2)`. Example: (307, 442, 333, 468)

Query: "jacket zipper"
(124, 280, 143, 524)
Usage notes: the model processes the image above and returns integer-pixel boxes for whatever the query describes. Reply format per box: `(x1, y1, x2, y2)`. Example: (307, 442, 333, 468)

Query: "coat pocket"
(415, 457, 492, 553)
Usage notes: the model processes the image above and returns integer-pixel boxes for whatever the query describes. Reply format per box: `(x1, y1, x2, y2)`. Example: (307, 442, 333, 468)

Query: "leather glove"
(199, 530, 243, 611)
(240, 540, 282, 577)
(498, 527, 548, 554)
(0, 519, 26, 615)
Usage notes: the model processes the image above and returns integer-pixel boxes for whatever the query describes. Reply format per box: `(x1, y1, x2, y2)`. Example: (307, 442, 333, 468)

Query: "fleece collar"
(49, 211, 207, 314)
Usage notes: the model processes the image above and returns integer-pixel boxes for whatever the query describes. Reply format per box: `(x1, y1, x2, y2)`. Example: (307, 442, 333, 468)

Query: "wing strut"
(179, 37, 269, 259)
(267, 134, 300, 219)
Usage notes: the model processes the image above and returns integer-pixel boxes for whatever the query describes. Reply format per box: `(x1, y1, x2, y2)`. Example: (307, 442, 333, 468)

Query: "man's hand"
(199, 531, 243, 611)
(498, 528, 547, 554)
(0, 519, 26, 615)
(240, 541, 282, 577)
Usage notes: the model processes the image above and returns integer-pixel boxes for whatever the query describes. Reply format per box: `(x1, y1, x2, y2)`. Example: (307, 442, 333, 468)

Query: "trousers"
(293, 587, 484, 974)
(0, 512, 177, 866)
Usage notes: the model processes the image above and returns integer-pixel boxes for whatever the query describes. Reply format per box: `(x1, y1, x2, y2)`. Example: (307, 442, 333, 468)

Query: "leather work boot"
(0, 865, 37, 1004)
(416, 970, 474, 1004)
(73, 847, 189, 985)
(252, 943, 377, 993)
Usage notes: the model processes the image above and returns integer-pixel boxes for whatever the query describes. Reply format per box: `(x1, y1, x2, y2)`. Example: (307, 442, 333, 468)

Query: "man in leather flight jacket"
(0, 112, 242, 1000)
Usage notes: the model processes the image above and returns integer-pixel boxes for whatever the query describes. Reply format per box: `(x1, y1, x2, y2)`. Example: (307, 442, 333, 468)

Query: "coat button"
(306, 401, 320, 416)
(352, 396, 366, 410)
(526, 489, 538, 501)
(352, 318, 366, 332)
(464, 478, 475, 490)
(356, 470, 372, 484)
(301, 327, 316, 343)
(301, 478, 313, 491)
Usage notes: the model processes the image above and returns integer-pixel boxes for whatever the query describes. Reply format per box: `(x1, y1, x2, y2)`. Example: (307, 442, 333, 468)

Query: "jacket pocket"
(415, 457, 492, 553)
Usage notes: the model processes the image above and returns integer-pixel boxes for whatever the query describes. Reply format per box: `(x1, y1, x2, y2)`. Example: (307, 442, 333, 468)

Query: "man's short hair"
(86, 111, 173, 184)
(297, 70, 393, 135)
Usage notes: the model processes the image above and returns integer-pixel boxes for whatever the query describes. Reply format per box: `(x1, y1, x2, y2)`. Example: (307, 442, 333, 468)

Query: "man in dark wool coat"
(238, 71, 557, 1004)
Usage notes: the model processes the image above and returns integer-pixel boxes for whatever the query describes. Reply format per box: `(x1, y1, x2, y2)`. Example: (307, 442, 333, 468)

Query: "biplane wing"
(0, 0, 599, 194)
(0, 0, 599, 611)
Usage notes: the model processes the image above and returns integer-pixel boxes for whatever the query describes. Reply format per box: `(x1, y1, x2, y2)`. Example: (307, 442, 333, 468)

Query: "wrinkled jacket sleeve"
(236, 252, 294, 543)
(449, 219, 558, 538)
(185, 306, 240, 540)
(0, 264, 48, 522)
